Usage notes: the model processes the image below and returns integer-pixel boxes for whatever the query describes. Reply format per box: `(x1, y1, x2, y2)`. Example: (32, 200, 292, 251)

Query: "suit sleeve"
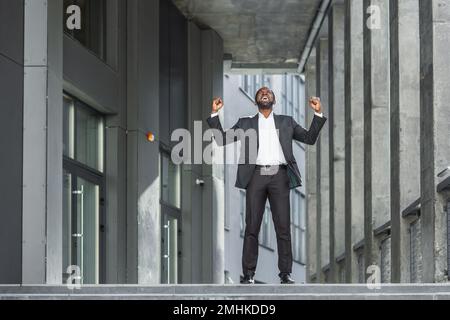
(292, 114, 327, 145)
(206, 114, 241, 146)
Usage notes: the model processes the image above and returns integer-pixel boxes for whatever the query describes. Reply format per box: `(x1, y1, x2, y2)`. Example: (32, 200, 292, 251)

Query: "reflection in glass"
(63, 0, 106, 60)
(63, 97, 75, 158)
(75, 106, 104, 172)
(63, 95, 104, 172)
(62, 175, 100, 284)
(161, 153, 181, 208)
(162, 215, 178, 284)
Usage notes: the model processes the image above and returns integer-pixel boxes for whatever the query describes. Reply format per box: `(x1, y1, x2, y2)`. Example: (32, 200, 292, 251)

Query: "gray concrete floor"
(1, 284, 450, 300)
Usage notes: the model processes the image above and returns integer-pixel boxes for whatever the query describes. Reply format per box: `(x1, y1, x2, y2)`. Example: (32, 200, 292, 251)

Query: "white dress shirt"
(210, 110, 323, 165)
(255, 111, 287, 165)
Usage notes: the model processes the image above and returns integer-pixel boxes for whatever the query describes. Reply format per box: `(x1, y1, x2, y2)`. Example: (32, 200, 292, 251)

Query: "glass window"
(161, 153, 181, 209)
(161, 214, 179, 284)
(293, 76, 300, 122)
(240, 190, 246, 237)
(291, 190, 306, 264)
(410, 218, 422, 283)
(63, 94, 105, 285)
(62, 172, 101, 284)
(64, 95, 104, 172)
(64, 0, 106, 60)
(281, 75, 287, 114)
(357, 252, 365, 283)
(299, 79, 306, 127)
(380, 237, 391, 283)
(63, 96, 75, 158)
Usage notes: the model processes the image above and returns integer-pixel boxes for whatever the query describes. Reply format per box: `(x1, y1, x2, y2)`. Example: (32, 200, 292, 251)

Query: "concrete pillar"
(201, 30, 225, 284)
(305, 48, 318, 282)
(389, 0, 420, 283)
(316, 37, 330, 281)
(419, 0, 450, 283)
(328, 3, 346, 283)
(21, 0, 48, 284)
(363, 0, 391, 270)
(45, 0, 64, 285)
(126, 0, 161, 284)
(21, 0, 65, 284)
(344, 0, 365, 283)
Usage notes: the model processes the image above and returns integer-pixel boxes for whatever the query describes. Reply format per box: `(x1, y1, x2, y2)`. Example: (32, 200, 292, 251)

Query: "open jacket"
(206, 112, 327, 189)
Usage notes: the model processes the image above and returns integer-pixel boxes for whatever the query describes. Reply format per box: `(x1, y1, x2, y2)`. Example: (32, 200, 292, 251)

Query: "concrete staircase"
(1, 284, 450, 300)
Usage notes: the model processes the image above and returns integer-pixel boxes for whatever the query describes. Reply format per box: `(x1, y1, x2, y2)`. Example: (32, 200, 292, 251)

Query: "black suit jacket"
(206, 113, 327, 189)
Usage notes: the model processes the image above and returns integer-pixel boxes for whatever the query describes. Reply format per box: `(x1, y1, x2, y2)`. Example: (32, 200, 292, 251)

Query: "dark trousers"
(242, 166, 292, 276)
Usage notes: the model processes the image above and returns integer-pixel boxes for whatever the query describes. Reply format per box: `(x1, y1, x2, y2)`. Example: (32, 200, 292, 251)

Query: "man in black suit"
(207, 87, 326, 284)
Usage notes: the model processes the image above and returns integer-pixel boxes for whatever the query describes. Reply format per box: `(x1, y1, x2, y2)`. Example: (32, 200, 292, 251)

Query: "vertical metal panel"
(24, 0, 47, 66)
(380, 237, 391, 283)
(410, 218, 423, 282)
(357, 251, 364, 283)
(22, 66, 47, 284)
(46, 0, 64, 285)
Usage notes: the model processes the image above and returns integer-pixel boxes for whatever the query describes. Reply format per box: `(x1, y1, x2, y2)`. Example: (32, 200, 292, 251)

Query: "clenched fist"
(212, 97, 224, 113)
(309, 96, 322, 113)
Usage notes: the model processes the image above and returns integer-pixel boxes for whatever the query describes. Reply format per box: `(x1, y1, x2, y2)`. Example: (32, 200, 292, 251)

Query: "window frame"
(62, 92, 106, 284)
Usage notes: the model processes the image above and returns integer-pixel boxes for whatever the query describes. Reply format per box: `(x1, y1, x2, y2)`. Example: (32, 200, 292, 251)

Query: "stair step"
(1, 284, 450, 300)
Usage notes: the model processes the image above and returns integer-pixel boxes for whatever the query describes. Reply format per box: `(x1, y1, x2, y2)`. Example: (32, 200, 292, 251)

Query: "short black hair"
(254, 87, 275, 102)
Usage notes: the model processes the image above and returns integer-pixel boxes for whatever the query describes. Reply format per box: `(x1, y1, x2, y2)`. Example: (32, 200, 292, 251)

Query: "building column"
(344, 0, 365, 283)
(316, 36, 330, 282)
(389, 0, 420, 283)
(305, 48, 318, 282)
(126, 0, 161, 284)
(0, 0, 25, 284)
(419, 0, 450, 283)
(363, 0, 391, 271)
(201, 30, 225, 284)
(328, 3, 346, 283)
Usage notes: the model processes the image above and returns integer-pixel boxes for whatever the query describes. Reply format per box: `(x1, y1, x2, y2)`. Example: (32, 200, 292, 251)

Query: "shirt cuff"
(314, 112, 324, 118)
(211, 112, 219, 118)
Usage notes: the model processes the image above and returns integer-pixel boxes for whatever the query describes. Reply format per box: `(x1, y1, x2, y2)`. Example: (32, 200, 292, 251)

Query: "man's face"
(255, 87, 275, 109)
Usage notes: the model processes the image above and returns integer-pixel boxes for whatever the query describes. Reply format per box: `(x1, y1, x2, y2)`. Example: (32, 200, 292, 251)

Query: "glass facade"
(291, 190, 306, 264)
(160, 151, 181, 284)
(63, 0, 107, 60)
(62, 94, 104, 285)
(282, 74, 305, 126)
(63, 95, 104, 172)
(241, 74, 271, 99)
(161, 153, 181, 209)
(161, 214, 179, 284)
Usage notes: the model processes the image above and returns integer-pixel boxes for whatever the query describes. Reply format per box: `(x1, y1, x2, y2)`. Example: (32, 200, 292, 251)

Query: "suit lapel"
(251, 113, 259, 151)
(273, 113, 285, 151)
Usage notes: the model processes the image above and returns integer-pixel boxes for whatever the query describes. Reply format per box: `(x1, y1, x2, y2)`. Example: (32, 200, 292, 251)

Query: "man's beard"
(257, 101, 274, 110)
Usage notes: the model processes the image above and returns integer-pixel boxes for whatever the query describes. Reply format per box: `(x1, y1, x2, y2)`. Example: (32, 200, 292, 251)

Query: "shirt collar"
(258, 110, 274, 119)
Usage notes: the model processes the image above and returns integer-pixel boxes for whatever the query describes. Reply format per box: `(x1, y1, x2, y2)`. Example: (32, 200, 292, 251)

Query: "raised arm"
(293, 96, 327, 145)
(206, 97, 241, 146)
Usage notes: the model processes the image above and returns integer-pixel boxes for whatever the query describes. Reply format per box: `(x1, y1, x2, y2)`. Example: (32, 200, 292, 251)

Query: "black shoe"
(240, 273, 255, 284)
(279, 272, 295, 284)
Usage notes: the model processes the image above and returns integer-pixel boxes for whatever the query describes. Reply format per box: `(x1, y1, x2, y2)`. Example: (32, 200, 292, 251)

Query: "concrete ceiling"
(173, 0, 322, 72)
